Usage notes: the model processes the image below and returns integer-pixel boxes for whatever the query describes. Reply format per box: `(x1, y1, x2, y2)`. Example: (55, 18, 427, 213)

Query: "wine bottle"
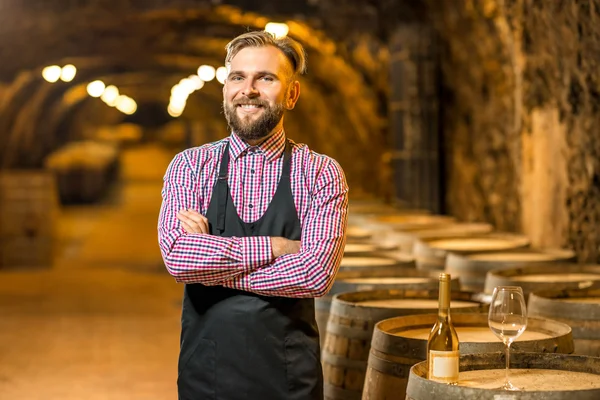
(426, 272, 459, 384)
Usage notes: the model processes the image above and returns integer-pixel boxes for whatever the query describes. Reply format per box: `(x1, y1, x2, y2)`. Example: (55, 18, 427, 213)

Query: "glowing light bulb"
(60, 64, 77, 82)
(101, 85, 119, 106)
(216, 67, 228, 84)
(171, 86, 190, 102)
(265, 22, 289, 38)
(179, 78, 197, 93)
(188, 75, 205, 90)
(197, 65, 216, 82)
(86, 80, 106, 97)
(168, 104, 183, 117)
(116, 95, 137, 115)
(42, 65, 62, 83)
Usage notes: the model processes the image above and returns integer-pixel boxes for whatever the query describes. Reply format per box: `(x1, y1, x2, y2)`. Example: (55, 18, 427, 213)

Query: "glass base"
(498, 382, 519, 391)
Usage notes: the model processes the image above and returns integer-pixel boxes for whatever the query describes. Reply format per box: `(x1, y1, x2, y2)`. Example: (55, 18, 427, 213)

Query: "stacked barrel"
(44, 140, 119, 203)
(321, 198, 600, 400)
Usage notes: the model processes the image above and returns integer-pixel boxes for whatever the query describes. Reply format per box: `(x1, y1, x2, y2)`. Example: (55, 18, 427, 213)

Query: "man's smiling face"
(222, 45, 298, 142)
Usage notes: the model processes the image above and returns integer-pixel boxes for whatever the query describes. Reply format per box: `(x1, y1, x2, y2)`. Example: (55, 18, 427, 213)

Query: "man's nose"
(241, 80, 259, 97)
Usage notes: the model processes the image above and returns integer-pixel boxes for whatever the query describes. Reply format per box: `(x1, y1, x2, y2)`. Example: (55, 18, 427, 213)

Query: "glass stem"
(505, 341, 511, 387)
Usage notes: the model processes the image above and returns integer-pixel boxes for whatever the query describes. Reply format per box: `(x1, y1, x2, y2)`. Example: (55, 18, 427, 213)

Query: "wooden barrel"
(0, 170, 59, 268)
(316, 256, 417, 347)
(414, 233, 530, 272)
(348, 200, 398, 215)
(347, 206, 431, 226)
(446, 248, 576, 292)
(405, 353, 600, 399)
(338, 256, 415, 274)
(391, 223, 494, 254)
(529, 287, 600, 356)
(363, 313, 573, 400)
(368, 214, 456, 232)
(322, 289, 487, 400)
(344, 243, 399, 256)
(316, 258, 436, 349)
(484, 263, 600, 295)
(346, 226, 373, 243)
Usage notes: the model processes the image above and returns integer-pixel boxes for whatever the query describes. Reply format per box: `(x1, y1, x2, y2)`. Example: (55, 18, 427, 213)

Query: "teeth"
(240, 104, 260, 108)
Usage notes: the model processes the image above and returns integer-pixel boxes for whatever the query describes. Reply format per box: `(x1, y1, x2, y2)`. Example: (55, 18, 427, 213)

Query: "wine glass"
(488, 286, 528, 391)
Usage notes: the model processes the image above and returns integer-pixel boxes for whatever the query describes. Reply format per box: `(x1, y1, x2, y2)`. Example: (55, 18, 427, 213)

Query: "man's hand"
(177, 209, 210, 234)
(271, 237, 301, 258)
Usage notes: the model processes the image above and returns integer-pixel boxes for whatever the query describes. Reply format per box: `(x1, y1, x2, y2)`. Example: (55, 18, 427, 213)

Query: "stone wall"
(425, 0, 600, 262)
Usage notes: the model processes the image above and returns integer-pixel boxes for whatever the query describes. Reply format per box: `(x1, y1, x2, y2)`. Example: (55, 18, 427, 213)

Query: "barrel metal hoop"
(366, 351, 415, 377)
(325, 322, 373, 341)
(321, 351, 368, 371)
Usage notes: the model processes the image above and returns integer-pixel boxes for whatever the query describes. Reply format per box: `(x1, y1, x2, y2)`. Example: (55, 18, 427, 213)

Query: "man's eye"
(260, 76, 274, 82)
(230, 76, 243, 81)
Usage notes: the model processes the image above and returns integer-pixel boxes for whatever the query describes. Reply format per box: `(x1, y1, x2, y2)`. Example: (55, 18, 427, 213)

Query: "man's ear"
(286, 80, 301, 110)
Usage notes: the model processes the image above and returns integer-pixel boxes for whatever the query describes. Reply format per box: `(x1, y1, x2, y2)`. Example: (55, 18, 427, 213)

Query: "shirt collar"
(228, 129, 286, 162)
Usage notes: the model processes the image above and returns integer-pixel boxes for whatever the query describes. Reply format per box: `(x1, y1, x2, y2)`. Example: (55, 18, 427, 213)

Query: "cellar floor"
(0, 144, 183, 400)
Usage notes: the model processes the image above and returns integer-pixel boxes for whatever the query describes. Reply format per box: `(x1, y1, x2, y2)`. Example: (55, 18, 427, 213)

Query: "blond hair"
(225, 30, 307, 77)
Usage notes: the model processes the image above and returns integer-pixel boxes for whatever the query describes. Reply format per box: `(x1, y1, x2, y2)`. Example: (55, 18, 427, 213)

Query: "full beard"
(223, 99, 285, 142)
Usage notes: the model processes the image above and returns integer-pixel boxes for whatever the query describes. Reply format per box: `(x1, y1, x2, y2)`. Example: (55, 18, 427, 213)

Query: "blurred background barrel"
(363, 313, 573, 400)
(413, 233, 530, 272)
(0, 170, 59, 268)
(484, 264, 600, 295)
(405, 353, 600, 400)
(529, 287, 600, 356)
(322, 289, 487, 400)
(44, 140, 119, 204)
(344, 243, 398, 257)
(390, 222, 494, 254)
(446, 248, 576, 292)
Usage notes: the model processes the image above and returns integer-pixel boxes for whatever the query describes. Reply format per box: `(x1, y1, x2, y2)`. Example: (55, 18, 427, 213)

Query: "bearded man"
(158, 30, 348, 400)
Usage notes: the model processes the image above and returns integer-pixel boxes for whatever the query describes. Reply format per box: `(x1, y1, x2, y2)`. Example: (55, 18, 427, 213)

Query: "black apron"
(177, 140, 323, 400)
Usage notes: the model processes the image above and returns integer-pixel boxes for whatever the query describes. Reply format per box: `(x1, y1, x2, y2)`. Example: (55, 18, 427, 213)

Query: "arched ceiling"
(0, 2, 391, 195)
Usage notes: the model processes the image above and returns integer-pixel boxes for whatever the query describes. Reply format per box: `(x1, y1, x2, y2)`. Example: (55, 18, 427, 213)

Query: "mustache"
(232, 98, 268, 107)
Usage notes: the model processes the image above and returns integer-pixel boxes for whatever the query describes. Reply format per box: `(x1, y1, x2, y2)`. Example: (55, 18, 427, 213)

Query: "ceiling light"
(197, 65, 216, 82)
(42, 65, 62, 83)
(60, 64, 77, 82)
(265, 22, 289, 38)
(101, 85, 119, 105)
(86, 80, 106, 97)
(216, 67, 227, 84)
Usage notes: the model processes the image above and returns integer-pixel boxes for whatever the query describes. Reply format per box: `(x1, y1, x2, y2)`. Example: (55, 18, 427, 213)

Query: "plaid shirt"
(158, 130, 349, 298)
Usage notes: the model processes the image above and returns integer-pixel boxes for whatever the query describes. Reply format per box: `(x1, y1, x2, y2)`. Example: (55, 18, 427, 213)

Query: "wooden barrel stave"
(406, 353, 600, 400)
(528, 287, 600, 356)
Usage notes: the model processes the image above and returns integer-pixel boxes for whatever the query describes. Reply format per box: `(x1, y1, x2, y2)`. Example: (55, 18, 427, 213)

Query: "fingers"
(179, 219, 196, 234)
(176, 209, 210, 234)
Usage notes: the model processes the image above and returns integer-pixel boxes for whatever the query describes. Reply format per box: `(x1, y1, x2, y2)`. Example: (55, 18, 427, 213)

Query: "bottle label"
(428, 350, 459, 383)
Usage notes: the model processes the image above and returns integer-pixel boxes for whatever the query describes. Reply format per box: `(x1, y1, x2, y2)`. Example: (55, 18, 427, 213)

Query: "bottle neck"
(438, 278, 451, 320)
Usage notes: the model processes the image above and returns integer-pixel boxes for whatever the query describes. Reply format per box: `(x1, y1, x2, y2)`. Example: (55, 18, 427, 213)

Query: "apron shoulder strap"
(216, 143, 230, 233)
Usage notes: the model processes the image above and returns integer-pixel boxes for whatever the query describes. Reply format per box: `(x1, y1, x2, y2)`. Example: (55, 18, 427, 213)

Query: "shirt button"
(248, 204, 254, 209)
(250, 169, 255, 174)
